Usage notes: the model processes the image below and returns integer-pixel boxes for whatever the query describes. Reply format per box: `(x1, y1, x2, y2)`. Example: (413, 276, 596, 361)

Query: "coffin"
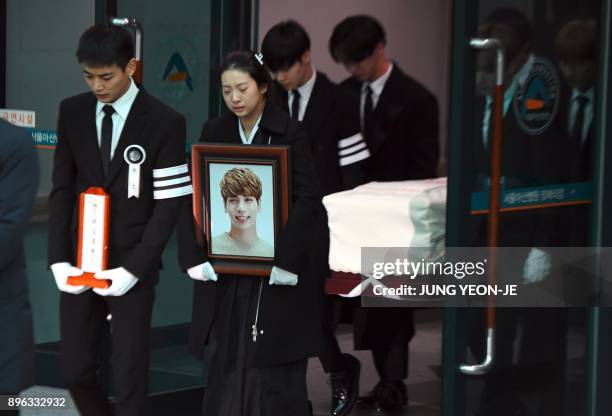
(323, 178, 447, 295)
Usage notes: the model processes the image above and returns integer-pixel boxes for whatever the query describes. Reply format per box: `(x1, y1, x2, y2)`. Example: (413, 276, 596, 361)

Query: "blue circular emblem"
(513, 57, 560, 135)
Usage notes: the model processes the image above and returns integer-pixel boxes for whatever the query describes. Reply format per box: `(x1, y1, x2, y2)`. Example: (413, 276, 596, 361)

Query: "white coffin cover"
(323, 178, 447, 274)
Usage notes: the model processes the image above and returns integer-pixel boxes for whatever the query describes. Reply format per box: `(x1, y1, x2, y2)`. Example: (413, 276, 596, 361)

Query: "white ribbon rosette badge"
(123, 144, 146, 199)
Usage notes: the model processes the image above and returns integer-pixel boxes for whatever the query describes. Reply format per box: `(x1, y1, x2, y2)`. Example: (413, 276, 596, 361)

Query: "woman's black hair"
(219, 51, 272, 95)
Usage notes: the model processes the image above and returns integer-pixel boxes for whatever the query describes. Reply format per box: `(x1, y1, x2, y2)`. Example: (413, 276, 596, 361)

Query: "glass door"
(443, 0, 610, 415)
(112, 0, 256, 403)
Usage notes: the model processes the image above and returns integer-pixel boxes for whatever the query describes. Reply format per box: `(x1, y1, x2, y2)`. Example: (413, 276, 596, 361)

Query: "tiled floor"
(13, 308, 590, 415)
(17, 309, 443, 416)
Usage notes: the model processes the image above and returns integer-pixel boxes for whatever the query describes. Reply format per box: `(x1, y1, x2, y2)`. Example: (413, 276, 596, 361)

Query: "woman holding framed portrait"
(178, 50, 325, 416)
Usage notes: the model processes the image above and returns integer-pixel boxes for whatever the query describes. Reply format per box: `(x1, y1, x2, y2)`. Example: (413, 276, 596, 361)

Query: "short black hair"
(261, 20, 311, 72)
(76, 23, 135, 69)
(554, 19, 598, 63)
(219, 50, 272, 95)
(480, 8, 532, 62)
(329, 15, 386, 64)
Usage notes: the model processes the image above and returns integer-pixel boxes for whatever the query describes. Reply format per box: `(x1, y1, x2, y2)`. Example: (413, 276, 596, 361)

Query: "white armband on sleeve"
(338, 132, 370, 166)
(152, 163, 193, 199)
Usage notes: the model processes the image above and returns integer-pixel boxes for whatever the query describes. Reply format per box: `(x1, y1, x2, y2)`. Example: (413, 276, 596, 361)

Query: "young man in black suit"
(330, 15, 439, 183)
(554, 19, 597, 183)
(261, 20, 368, 416)
(329, 15, 440, 413)
(553, 19, 598, 258)
(48, 24, 191, 416)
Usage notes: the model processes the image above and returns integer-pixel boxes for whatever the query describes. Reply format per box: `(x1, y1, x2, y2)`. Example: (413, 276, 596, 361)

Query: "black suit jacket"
(0, 120, 38, 393)
(335, 65, 438, 350)
(340, 64, 439, 181)
(183, 101, 325, 366)
(48, 89, 189, 284)
(557, 85, 594, 182)
(273, 72, 367, 195)
(556, 84, 594, 246)
(272, 72, 369, 282)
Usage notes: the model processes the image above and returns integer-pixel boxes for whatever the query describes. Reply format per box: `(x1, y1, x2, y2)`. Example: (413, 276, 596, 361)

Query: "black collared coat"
(181, 101, 325, 367)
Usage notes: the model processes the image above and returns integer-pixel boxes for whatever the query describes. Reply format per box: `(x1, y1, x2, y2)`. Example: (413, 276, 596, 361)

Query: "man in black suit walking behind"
(554, 19, 597, 183)
(48, 24, 191, 416)
(261, 20, 368, 416)
(329, 14, 439, 413)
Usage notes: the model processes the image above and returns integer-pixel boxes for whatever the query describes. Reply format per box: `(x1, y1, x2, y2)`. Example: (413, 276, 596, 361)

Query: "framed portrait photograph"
(191, 143, 290, 276)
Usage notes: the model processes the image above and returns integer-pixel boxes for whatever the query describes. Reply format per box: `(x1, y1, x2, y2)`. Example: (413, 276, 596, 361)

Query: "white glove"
(50, 262, 89, 294)
(269, 266, 298, 286)
(93, 267, 138, 296)
(187, 262, 218, 281)
(522, 248, 551, 285)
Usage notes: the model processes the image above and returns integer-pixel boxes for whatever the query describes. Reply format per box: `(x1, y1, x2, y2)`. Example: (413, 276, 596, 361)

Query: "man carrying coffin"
(261, 20, 368, 416)
(47, 23, 191, 416)
(329, 15, 439, 413)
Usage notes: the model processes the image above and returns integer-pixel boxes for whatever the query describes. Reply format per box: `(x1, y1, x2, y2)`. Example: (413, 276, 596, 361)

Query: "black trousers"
(59, 283, 155, 416)
(317, 295, 344, 373)
(318, 294, 412, 380)
(353, 306, 413, 381)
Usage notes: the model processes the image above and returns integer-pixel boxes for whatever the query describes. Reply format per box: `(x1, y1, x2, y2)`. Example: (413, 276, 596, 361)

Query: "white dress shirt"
(568, 88, 594, 146)
(95, 77, 139, 160)
(360, 62, 393, 128)
(287, 69, 317, 121)
(482, 54, 535, 146)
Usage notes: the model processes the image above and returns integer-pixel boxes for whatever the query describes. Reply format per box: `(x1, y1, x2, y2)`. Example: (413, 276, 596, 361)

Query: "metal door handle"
(460, 327, 495, 375)
(111, 17, 144, 84)
(459, 37, 505, 376)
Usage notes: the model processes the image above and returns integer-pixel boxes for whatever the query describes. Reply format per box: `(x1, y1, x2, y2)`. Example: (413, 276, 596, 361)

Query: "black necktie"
(291, 90, 300, 120)
(571, 95, 588, 145)
(363, 85, 373, 137)
(100, 105, 115, 177)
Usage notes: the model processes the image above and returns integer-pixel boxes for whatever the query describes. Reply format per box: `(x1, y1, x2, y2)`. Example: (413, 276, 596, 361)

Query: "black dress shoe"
(329, 353, 361, 416)
(357, 380, 407, 412)
(356, 386, 378, 408)
(375, 381, 407, 412)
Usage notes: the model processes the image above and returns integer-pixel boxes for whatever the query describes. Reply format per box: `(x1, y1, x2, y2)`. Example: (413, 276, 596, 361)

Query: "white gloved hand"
(187, 262, 218, 282)
(522, 248, 552, 285)
(50, 262, 89, 294)
(93, 267, 138, 296)
(269, 266, 298, 286)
